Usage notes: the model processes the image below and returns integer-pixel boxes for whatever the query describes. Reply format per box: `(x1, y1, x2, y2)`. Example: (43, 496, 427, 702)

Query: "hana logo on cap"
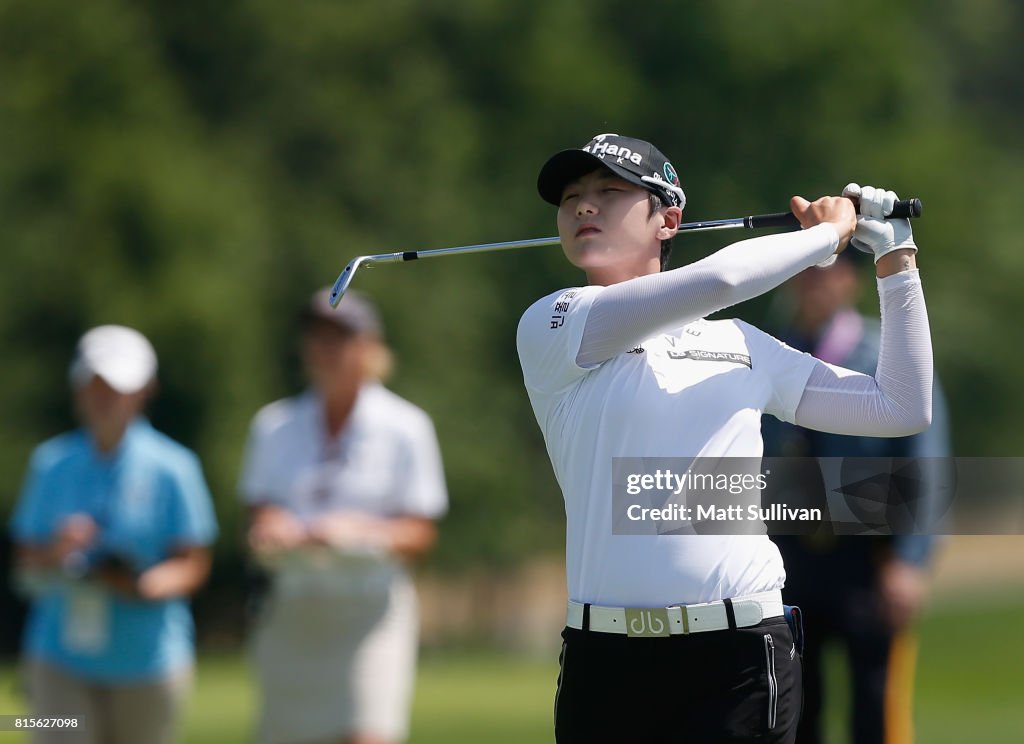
(583, 133, 645, 166)
(538, 133, 686, 210)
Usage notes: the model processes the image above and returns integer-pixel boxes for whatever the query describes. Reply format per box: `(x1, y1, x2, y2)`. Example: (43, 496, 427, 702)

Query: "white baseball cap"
(69, 325, 158, 394)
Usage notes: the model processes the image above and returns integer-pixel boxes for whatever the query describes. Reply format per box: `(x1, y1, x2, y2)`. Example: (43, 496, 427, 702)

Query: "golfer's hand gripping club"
(842, 183, 918, 263)
(745, 195, 921, 231)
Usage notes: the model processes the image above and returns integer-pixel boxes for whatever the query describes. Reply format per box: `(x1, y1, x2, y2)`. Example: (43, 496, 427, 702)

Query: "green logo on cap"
(664, 162, 679, 185)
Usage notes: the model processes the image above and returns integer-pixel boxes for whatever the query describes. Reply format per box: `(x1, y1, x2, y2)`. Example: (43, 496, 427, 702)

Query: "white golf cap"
(69, 325, 158, 394)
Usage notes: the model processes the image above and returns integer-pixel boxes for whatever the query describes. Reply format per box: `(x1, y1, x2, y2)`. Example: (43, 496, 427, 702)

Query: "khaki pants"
(24, 659, 193, 744)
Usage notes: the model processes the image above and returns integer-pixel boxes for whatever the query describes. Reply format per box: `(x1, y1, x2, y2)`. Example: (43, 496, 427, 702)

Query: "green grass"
(1, 598, 1021, 743)
(819, 597, 1024, 744)
(822, 597, 1024, 744)
(0, 651, 558, 744)
(913, 598, 1024, 743)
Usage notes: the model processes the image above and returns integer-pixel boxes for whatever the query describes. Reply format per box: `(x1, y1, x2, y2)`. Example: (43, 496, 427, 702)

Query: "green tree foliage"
(1, 0, 1021, 585)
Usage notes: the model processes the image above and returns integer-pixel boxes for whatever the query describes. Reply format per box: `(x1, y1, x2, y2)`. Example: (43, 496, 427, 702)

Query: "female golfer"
(517, 133, 931, 742)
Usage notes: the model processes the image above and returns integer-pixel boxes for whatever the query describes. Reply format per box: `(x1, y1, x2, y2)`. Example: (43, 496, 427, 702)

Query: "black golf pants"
(554, 615, 802, 743)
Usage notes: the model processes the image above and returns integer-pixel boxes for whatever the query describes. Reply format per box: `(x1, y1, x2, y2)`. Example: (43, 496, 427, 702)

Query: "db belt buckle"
(565, 590, 784, 637)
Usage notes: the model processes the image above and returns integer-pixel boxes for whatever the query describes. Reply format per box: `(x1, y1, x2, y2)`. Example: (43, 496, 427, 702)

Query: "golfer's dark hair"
(649, 193, 674, 271)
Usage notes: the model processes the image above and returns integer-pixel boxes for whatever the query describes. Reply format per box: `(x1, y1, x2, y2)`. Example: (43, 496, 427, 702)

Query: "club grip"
(747, 197, 922, 230)
(890, 198, 922, 218)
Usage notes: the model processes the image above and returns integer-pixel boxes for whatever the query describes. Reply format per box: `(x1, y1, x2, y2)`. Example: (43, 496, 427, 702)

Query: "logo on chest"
(666, 349, 752, 368)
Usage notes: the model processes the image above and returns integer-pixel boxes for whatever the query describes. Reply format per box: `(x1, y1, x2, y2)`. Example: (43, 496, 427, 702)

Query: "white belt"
(566, 590, 784, 636)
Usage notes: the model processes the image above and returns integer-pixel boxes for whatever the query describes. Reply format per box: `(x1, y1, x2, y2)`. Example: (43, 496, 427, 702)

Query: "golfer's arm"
(876, 248, 917, 278)
(577, 224, 838, 365)
(793, 269, 932, 436)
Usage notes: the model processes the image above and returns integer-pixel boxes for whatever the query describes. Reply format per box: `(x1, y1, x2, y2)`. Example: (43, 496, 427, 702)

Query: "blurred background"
(1, 0, 1022, 741)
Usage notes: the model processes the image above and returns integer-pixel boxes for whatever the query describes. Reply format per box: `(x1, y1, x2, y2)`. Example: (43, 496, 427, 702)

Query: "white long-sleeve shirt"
(517, 223, 932, 606)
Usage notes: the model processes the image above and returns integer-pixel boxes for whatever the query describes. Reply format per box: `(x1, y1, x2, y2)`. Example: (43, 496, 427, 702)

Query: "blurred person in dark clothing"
(762, 251, 950, 744)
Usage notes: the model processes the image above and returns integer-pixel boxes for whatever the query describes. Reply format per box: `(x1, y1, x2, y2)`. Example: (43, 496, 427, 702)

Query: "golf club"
(329, 197, 922, 306)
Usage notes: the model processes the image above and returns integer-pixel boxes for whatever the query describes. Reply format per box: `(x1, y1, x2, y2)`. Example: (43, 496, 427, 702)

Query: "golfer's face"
(557, 170, 658, 272)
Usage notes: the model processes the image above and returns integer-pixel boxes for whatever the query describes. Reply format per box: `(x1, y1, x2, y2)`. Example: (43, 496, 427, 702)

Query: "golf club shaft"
(329, 197, 922, 305)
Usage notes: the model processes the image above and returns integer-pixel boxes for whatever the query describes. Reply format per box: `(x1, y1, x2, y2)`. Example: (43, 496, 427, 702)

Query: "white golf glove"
(842, 183, 917, 263)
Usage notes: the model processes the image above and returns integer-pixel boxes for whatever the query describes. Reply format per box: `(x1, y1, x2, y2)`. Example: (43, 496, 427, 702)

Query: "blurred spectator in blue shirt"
(9, 325, 218, 744)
